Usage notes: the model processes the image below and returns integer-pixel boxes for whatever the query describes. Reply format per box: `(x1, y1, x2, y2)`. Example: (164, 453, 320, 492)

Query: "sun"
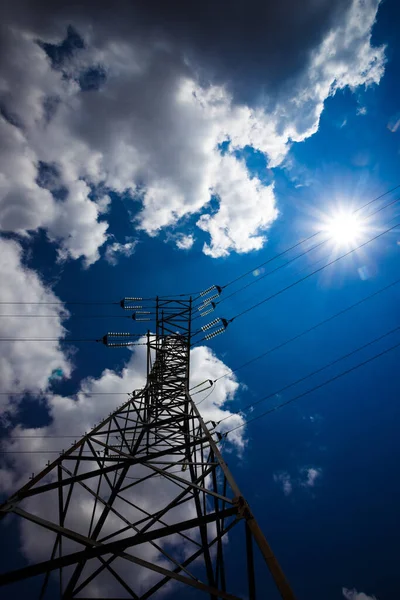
(321, 207, 366, 248)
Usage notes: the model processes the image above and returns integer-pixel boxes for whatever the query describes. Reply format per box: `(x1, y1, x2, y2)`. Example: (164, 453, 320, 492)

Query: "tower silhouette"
(0, 295, 295, 599)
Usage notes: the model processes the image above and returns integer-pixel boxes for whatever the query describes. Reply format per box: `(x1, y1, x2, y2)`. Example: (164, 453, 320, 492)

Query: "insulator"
(136, 311, 150, 314)
(125, 297, 142, 301)
(198, 293, 219, 310)
(136, 317, 150, 321)
(107, 332, 136, 337)
(107, 341, 137, 347)
(123, 305, 142, 310)
(204, 327, 225, 340)
(201, 318, 221, 331)
(200, 306, 214, 317)
(200, 285, 216, 297)
(200, 285, 222, 297)
(200, 301, 216, 317)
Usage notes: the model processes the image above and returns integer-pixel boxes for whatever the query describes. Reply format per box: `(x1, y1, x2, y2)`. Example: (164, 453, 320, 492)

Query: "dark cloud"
(79, 67, 107, 91)
(38, 25, 84, 69)
(1, 0, 351, 106)
(131, 0, 352, 105)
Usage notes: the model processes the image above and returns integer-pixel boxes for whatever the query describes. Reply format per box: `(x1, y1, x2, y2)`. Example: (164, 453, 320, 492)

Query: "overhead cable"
(228, 220, 400, 324)
(223, 338, 400, 437)
(215, 193, 400, 309)
(217, 323, 400, 427)
(213, 276, 400, 382)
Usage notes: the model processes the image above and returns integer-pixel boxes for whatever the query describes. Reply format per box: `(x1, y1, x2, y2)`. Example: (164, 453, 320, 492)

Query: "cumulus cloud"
(197, 154, 277, 257)
(175, 234, 195, 251)
(0, 27, 109, 265)
(0, 0, 385, 262)
(343, 588, 378, 600)
(104, 238, 138, 265)
(0, 117, 51, 232)
(0, 238, 72, 414)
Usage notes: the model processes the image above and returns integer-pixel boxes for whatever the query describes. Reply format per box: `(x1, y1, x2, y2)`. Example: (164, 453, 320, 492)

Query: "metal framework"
(0, 296, 295, 599)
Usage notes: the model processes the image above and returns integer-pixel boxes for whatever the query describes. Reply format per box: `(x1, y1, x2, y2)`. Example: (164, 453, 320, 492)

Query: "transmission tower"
(0, 293, 295, 599)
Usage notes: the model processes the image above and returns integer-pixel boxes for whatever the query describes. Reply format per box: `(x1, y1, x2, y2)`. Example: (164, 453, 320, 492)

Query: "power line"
(223, 233, 321, 290)
(0, 301, 118, 306)
(0, 392, 132, 396)
(5, 303, 398, 443)
(0, 294, 195, 307)
(0, 338, 95, 342)
(188, 236, 327, 321)
(219, 183, 400, 292)
(192, 218, 400, 344)
(0, 436, 118, 439)
(195, 383, 216, 406)
(0, 315, 133, 318)
(3, 330, 400, 446)
(228, 220, 399, 324)
(224, 338, 400, 437)
(5, 322, 400, 438)
(214, 193, 400, 309)
(254, 209, 400, 313)
(1, 185, 399, 311)
(217, 323, 400, 427)
(0, 339, 147, 344)
(213, 277, 400, 382)
(0, 381, 206, 396)
(0, 450, 132, 454)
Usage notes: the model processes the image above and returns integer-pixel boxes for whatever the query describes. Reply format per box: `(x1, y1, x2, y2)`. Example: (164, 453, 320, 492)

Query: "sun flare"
(321, 208, 366, 248)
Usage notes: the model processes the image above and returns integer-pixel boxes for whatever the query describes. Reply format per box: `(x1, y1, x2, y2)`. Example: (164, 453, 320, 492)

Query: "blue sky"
(0, 0, 400, 598)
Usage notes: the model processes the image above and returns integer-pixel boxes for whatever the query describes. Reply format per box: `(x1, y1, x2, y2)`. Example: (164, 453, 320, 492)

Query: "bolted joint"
(233, 495, 253, 520)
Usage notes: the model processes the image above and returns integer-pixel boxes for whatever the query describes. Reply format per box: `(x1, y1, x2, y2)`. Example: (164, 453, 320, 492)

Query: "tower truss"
(0, 296, 295, 599)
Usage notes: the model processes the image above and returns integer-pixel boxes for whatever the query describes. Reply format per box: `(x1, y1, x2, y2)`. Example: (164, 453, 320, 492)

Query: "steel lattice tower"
(0, 295, 295, 600)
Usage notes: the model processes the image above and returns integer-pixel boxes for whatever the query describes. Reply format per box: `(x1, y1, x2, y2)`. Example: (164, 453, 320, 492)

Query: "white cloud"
(96, 194, 112, 214)
(343, 588, 378, 600)
(274, 466, 322, 495)
(47, 179, 109, 266)
(226, 0, 384, 166)
(190, 346, 246, 450)
(0, 237, 72, 414)
(0, 116, 55, 232)
(104, 239, 138, 265)
(0, 0, 385, 262)
(0, 28, 109, 266)
(357, 105, 368, 116)
(273, 472, 293, 496)
(301, 467, 322, 488)
(175, 234, 195, 250)
(197, 154, 278, 257)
